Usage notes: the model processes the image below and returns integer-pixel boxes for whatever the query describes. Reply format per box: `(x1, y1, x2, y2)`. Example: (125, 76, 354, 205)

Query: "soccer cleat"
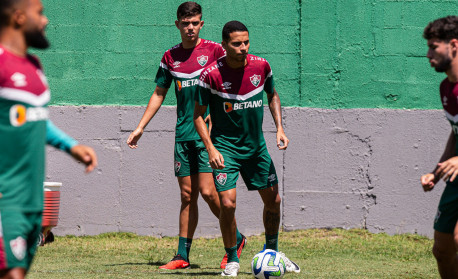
(221, 261, 240, 277)
(278, 251, 300, 273)
(220, 234, 247, 269)
(159, 254, 190, 270)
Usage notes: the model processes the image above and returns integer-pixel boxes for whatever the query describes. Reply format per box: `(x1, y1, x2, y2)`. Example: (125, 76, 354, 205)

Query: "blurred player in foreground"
(126, 2, 245, 270)
(194, 20, 300, 277)
(421, 15, 458, 279)
(0, 0, 97, 278)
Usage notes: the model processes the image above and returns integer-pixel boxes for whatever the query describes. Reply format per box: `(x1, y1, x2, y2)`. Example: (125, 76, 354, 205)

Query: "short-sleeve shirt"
(0, 46, 50, 211)
(440, 78, 458, 154)
(196, 54, 275, 158)
(155, 39, 225, 142)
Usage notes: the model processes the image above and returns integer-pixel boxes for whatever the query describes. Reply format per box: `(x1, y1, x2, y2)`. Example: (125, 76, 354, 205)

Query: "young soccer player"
(0, 0, 98, 278)
(421, 15, 458, 279)
(194, 20, 300, 277)
(126, 2, 245, 269)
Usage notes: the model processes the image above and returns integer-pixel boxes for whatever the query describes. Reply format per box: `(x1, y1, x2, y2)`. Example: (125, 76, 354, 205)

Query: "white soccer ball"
(251, 249, 286, 279)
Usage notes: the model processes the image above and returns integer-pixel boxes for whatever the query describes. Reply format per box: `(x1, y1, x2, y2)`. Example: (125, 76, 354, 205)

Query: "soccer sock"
(236, 228, 243, 245)
(265, 233, 279, 251)
(225, 245, 239, 263)
(177, 237, 192, 261)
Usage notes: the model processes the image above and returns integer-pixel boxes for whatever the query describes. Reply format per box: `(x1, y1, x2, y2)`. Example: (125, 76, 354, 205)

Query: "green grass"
(28, 229, 437, 278)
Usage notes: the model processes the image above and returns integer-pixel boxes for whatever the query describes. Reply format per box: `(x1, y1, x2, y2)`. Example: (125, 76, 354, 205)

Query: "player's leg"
(0, 268, 26, 279)
(432, 181, 458, 278)
(258, 184, 281, 250)
(433, 230, 458, 278)
(159, 143, 196, 269)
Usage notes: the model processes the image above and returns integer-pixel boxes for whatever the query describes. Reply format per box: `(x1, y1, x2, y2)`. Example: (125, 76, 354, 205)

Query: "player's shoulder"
(200, 58, 224, 81)
(200, 39, 223, 48)
(163, 42, 182, 56)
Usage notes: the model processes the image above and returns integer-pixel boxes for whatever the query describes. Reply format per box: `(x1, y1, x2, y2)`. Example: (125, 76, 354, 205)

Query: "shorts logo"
(434, 210, 441, 223)
(175, 161, 181, 173)
(10, 237, 26, 261)
(177, 80, 182, 91)
(224, 102, 233, 113)
(250, 74, 261, 87)
(268, 174, 276, 182)
(197, 55, 208, 67)
(216, 173, 227, 185)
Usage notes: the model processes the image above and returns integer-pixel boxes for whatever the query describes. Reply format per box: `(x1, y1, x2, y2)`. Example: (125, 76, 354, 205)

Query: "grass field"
(28, 229, 437, 278)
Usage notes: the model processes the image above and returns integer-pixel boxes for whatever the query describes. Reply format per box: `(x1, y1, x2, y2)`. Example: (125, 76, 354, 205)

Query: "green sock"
(177, 237, 192, 261)
(236, 228, 243, 245)
(265, 233, 278, 251)
(225, 245, 239, 263)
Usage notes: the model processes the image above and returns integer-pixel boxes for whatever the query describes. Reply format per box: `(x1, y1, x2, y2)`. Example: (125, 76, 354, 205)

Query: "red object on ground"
(41, 182, 61, 245)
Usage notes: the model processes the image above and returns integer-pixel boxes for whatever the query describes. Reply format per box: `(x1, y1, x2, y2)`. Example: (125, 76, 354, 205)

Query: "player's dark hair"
(423, 16, 458, 41)
(177, 2, 202, 20)
(0, 0, 21, 27)
(222, 21, 249, 42)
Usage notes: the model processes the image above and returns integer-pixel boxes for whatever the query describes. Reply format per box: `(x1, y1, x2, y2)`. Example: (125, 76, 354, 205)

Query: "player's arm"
(193, 102, 224, 169)
(422, 130, 457, 191)
(47, 120, 97, 173)
(267, 87, 289, 150)
(127, 86, 168, 149)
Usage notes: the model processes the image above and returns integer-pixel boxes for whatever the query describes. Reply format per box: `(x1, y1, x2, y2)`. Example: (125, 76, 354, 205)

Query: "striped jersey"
(0, 46, 50, 211)
(155, 39, 225, 142)
(196, 54, 275, 158)
(440, 78, 458, 154)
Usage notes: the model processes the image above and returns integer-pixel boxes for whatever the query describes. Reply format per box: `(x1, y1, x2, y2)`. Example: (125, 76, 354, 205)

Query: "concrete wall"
(47, 106, 447, 238)
(36, 1, 458, 238)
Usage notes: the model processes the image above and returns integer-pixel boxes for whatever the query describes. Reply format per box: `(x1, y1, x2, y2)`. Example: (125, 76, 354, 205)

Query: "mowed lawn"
(29, 229, 437, 279)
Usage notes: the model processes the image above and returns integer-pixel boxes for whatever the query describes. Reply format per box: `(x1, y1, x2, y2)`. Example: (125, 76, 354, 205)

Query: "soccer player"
(126, 2, 246, 269)
(193, 20, 300, 277)
(0, 0, 98, 278)
(421, 15, 458, 279)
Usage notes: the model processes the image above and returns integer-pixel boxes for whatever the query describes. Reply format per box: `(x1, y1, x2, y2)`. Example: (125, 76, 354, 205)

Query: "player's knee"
(264, 194, 281, 210)
(432, 243, 455, 263)
(200, 188, 217, 203)
(220, 198, 236, 212)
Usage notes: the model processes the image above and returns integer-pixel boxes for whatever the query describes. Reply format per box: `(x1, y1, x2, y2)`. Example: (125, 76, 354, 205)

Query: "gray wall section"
(46, 106, 447, 238)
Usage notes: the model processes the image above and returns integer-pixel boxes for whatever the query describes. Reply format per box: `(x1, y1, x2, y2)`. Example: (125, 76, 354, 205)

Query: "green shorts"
(434, 181, 458, 234)
(174, 140, 212, 177)
(0, 210, 41, 271)
(213, 151, 278, 192)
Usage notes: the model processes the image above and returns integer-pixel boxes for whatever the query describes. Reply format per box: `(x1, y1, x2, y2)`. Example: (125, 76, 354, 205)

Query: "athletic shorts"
(0, 210, 42, 271)
(174, 140, 212, 177)
(213, 150, 278, 192)
(434, 181, 458, 234)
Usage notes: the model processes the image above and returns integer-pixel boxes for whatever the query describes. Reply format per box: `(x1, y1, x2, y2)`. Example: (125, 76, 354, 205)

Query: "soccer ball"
(251, 249, 286, 279)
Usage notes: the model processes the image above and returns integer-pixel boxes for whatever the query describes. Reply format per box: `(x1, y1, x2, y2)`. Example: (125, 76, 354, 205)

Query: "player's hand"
(276, 128, 289, 150)
(208, 147, 225, 169)
(127, 128, 143, 149)
(435, 156, 458, 182)
(70, 145, 98, 173)
(421, 173, 436, 192)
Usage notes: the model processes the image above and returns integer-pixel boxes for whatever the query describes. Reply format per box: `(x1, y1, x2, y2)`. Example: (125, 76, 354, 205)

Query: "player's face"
(23, 0, 49, 49)
(223, 31, 250, 64)
(175, 15, 203, 44)
(427, 38, 452, 73)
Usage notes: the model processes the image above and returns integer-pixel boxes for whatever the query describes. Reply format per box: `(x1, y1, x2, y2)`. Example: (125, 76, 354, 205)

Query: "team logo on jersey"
(268, 174, 276, 183)
(216, 173, 227, 185)
(222, 82, 232, 90)
(11, 72, 27, 87)
(224, 102, 233, 113)
(173, 61, 181, 68)
(177, 80, 182, 91)
(175, 161, 181, 173)
(197, 55, 208, 67)
(250, 74, 261, 87)
(10, 237, 26, 261)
